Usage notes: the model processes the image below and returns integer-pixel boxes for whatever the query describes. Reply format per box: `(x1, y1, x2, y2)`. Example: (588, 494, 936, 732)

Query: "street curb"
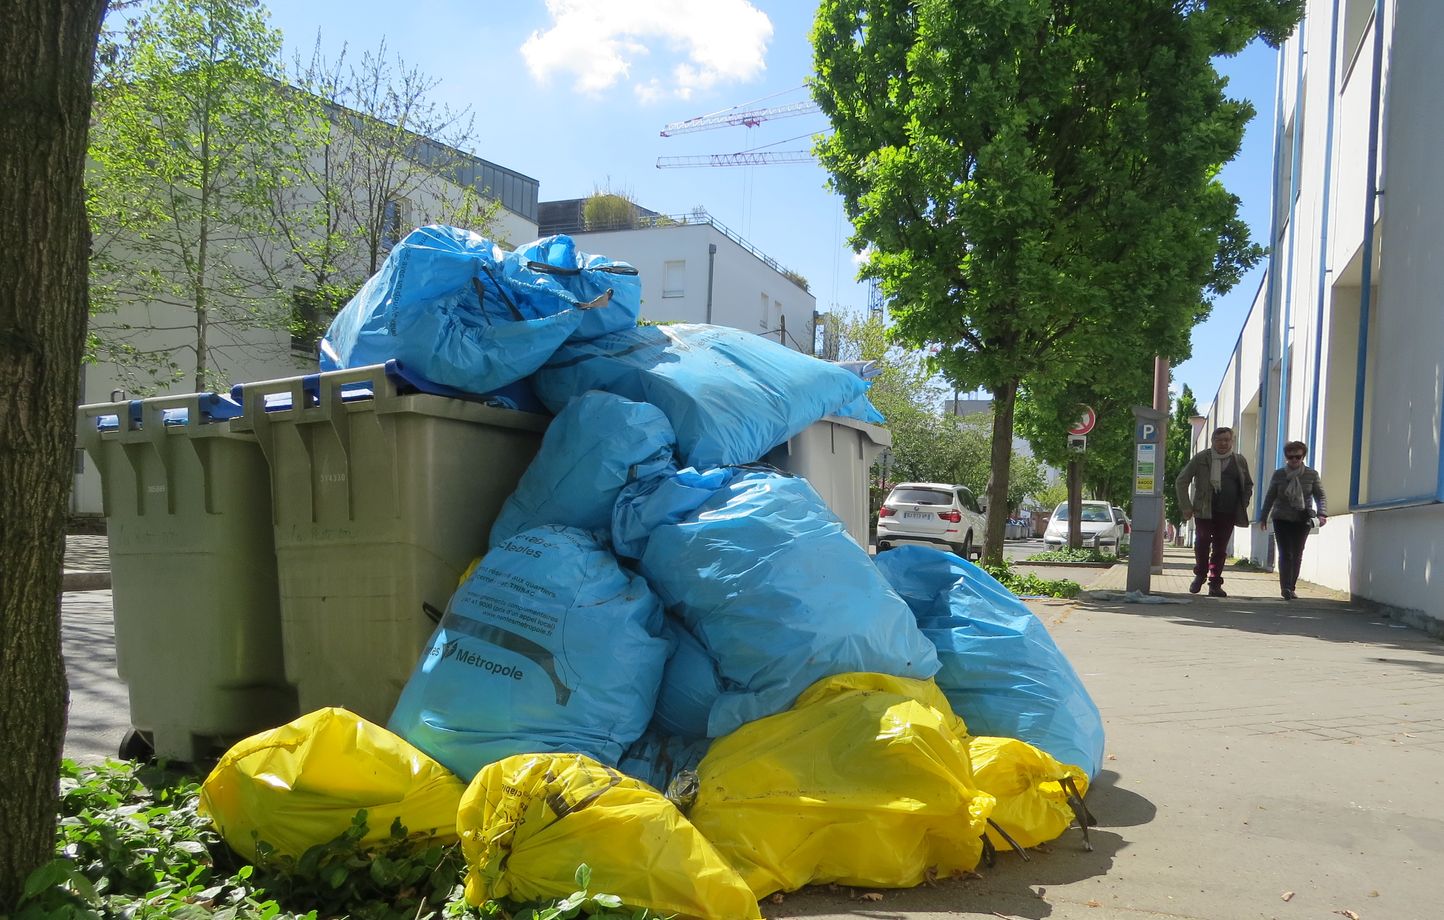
(62, 571, 111, 592)
(1013, 560, 1117, 569)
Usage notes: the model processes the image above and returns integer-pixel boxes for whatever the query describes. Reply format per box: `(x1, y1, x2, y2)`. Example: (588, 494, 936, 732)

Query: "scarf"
(1283, 465, 1306, 510)
(1209, 448, 1232, 493)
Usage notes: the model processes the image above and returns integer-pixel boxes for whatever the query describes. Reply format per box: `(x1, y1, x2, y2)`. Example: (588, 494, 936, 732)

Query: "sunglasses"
(1285, 453, 1304, 460)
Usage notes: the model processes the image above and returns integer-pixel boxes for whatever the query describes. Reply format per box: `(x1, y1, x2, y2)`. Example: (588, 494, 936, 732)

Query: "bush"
(1026, 547, 1124, 564)
(15, 760, 667, 920)
(980, 561, 1081, 599)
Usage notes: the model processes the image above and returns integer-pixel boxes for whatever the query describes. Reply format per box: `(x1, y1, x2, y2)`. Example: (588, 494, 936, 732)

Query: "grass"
(15, 759, 669, 920)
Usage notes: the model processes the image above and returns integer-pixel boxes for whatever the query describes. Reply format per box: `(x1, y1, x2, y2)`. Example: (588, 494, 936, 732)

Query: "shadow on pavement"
(1078, 592, 1444, 667)
(62, 591, 128, 763)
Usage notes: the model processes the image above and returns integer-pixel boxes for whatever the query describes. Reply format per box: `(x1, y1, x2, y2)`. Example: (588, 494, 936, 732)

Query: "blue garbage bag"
(533, 324, 871, 468)
(508, 235, 641, 341)
(387, 526, 669, 778)
(611, 466, 732, 560)
(871, 545, 1105, 779)
(638, 468, 940, 737)
(320, 226, 603, 395)
(652, 618, 723, 739)
(617, 727, 711, 792)
(833, 392, 886, 424)
(489, 392, 676, 548)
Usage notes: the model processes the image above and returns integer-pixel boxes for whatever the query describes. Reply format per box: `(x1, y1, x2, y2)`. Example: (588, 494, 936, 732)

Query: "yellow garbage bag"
(459, 752, 760, 920)
(689, 672, 995, 898)
(969, 736, 1087, 850)
(199, 707, 466, 862)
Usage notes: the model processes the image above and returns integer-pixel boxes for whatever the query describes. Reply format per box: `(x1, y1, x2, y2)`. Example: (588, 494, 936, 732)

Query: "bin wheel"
(118, 728, 155, 763)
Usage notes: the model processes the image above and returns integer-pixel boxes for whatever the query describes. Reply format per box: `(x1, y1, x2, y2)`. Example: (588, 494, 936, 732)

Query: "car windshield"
(891, 488, 952, 506)
(1052, 504, 1112, 523)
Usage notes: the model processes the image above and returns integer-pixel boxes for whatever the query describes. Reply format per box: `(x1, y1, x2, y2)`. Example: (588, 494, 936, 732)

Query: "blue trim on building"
(1348, 0, 1388, 509)
(1307, 0, 1343, 449)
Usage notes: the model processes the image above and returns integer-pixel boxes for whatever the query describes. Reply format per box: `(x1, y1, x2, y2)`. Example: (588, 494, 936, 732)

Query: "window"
(1341, 0, 1375, 86)
(891, 487, 952, 505)
(381, 198, 410, 254)
(1275, 112, 1297, 235)
(760, 292, 771, 330)
(957, 489, 980, 513)
(662, 260, 686, 298)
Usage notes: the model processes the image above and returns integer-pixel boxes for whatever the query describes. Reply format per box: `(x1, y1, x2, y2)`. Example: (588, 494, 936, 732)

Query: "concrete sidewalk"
(60, 540, 1444, 919)
(771, 547, 1444, 919)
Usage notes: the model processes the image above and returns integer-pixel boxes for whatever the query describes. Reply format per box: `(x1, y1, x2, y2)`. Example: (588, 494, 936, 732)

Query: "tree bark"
(0, 0, 106, 908)
(982, 378, 1019, 566)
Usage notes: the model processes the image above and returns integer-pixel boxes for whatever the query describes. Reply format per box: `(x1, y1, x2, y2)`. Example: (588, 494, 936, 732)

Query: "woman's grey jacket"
(1175, 449, 1254, 526)
(1260, 466, 1328, 523)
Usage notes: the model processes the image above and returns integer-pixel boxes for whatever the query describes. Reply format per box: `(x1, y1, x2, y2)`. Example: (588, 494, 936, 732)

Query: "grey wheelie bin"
(233, 363, 549, 725)
(766, 414, 891, 547)
(76, 393, 296, 763)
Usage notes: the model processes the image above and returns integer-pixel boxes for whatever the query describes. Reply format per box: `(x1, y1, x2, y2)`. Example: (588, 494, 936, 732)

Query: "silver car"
(876, 482, 986, 559)
(1043, 500, 1126, 551)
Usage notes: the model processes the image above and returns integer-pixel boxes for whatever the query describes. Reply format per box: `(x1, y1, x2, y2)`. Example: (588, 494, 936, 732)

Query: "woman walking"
(1260, 441, 1328, 600)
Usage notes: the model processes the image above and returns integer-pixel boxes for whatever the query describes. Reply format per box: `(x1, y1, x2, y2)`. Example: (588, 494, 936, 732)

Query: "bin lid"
(92, 392, 242, 432)
(231, 360, 547, 415)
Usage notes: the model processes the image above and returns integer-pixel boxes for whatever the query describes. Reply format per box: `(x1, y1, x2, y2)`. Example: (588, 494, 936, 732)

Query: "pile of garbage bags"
(198, 226, 1105, 918)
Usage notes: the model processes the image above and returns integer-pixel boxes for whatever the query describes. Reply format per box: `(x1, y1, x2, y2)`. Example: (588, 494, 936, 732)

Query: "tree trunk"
(982, 378, 1019, 566)
(0, 0, 106, 908)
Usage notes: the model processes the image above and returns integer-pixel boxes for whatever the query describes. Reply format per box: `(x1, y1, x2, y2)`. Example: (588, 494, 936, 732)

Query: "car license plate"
(903, 511, 930, 520)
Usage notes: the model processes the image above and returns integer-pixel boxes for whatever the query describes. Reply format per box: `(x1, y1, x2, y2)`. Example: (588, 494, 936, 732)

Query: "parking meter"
(1127, 406, 1167, 593)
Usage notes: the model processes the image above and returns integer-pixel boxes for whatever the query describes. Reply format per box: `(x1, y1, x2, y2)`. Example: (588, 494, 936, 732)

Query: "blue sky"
(260, 0, 1279, 408)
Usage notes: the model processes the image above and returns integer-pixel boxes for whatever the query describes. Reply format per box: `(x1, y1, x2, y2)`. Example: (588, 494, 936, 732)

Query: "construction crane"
(659, 99, 820, 136)
(867, 277, 884, 317)
(656, 150, 813, 169)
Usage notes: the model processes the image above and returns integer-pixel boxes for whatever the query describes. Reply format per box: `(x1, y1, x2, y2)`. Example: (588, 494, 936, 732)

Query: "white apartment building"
(1194, 0, 1443, 634)
(538, 200, 818, 353)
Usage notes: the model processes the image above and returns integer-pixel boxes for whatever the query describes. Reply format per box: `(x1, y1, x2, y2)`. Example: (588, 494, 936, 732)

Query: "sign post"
(1065, 407, 1095, 549)
(1127, 405, 1168, 593)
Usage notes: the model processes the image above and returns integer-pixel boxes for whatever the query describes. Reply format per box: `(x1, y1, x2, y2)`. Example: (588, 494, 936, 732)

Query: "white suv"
(876, 482, 987, 560)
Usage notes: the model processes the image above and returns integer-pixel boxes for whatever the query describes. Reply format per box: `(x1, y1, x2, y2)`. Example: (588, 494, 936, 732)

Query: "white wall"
(1195, 0, 1444, 633)
(569, 222, 818, 352)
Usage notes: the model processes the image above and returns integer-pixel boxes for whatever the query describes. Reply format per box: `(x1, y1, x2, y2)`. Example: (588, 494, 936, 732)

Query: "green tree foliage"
(811, 0, 1301, 562)
(837, 315, 1045, 510)
(1015, 358, 1156, 504)
(1166, 384, 1200, 524)
(89, 0, 306, 392)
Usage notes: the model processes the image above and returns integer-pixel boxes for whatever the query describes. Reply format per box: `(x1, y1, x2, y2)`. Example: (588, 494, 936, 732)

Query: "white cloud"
(521, 0, 773, 101)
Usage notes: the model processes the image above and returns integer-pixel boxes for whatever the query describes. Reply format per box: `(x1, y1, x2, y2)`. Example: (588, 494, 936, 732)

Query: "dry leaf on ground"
(1282, 891, 1295, 901)
(857, 892, 883, 902)
(1334, 910, 1361, 920)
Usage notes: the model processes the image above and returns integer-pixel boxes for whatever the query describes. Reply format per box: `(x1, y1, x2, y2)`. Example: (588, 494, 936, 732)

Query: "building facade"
(1194, 0, 1443, 633)
(539, 202, 817, 353)
(74, 138, 540, 515)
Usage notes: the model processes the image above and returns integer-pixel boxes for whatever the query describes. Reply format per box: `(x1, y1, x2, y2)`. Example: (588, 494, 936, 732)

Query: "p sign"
(1067, 405, 1096, 436)
(1136, 420, 1162, 443)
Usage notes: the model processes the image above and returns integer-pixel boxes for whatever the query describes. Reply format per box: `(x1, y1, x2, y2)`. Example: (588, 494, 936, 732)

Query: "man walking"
(1175, 428, 1254, 597)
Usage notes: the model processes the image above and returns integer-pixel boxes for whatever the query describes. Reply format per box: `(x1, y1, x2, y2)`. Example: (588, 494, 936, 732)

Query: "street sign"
(1135, 419, 1162, 443)
(1067, 434, 1087, 453)
(1067, 405, 1097, 436)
